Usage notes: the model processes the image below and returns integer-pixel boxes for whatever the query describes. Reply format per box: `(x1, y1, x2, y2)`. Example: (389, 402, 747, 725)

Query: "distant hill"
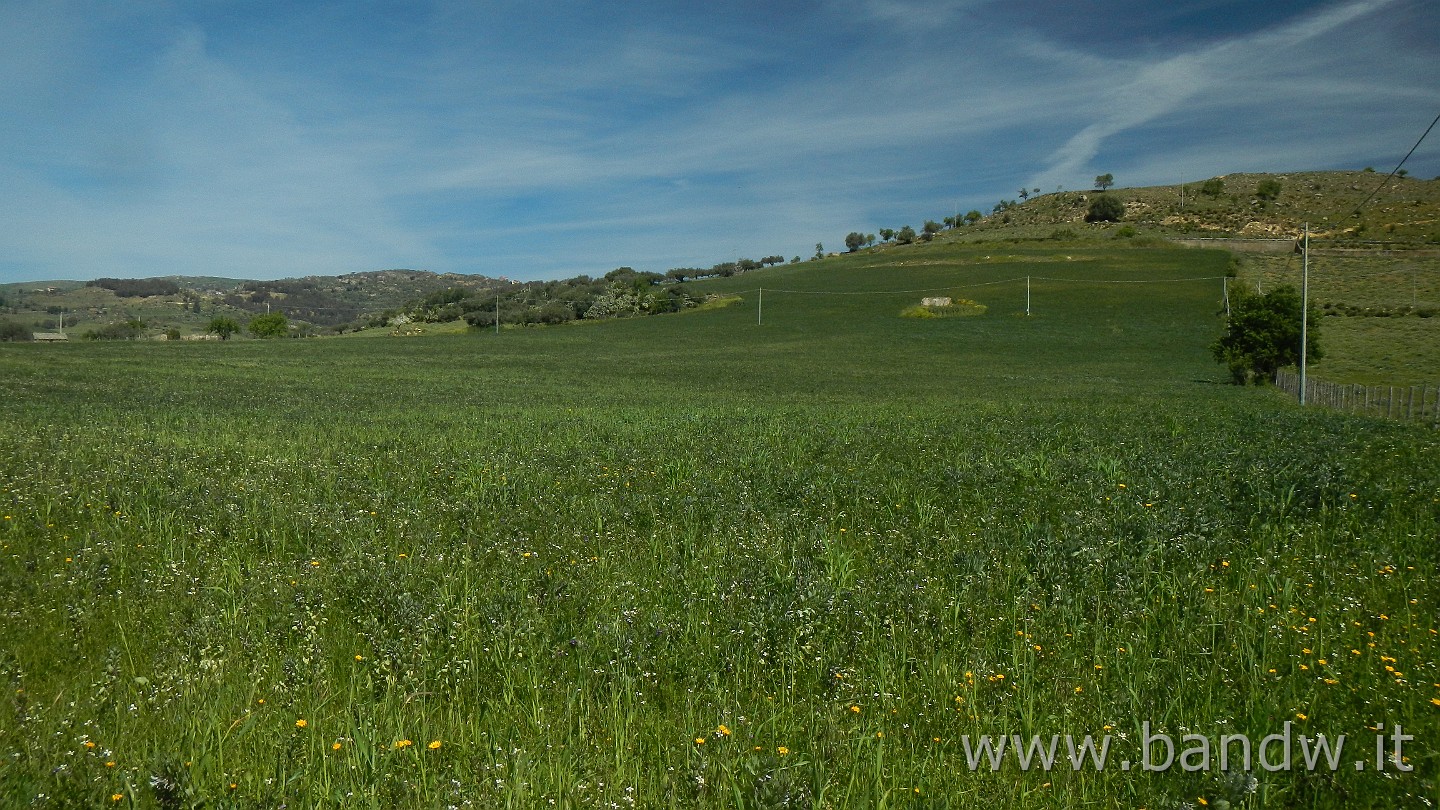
(0, 269, 513, 338)
(3, 170, 1437, 342)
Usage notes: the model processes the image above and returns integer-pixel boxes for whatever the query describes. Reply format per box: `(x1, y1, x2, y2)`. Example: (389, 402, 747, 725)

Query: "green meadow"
(1, 244, 1436, 808)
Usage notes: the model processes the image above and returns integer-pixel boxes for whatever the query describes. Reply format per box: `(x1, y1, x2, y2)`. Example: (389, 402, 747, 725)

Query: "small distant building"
(921, 297, 952, 307)
(32, 332, 68, 342)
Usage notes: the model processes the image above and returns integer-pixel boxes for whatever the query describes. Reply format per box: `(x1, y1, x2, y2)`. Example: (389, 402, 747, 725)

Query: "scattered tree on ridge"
(845, 232, 867, 252)
(1094, 173, 1114, 191)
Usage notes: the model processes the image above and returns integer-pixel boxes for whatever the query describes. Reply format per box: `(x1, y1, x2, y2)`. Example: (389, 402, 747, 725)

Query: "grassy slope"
(1, 245, 1438, 808)
(1232, 251, 1440, 386)
(976, 171, 1440, 244)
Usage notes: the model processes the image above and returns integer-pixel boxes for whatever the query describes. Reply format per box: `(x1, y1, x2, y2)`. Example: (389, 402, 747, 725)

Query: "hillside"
(0, 269, 512, 338)
(957, 170, 1440, 244)
(2, 170, 1438, 352)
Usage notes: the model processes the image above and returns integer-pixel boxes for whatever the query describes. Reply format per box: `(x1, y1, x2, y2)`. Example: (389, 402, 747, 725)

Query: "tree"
(879, 228, 895, 242)
(895, 225, 916, 244)
(865, 234, 876, 247)
(1200, 177, 1226, 198)
(1094, 173, 1114, 191)
(248, 312, 289, 338)
(814, 243, 825, 259)
(1085, 195, 1124, 222)
(1255, 178, 1282, 201)
(1212, 285, 1322, 385)
(844, 232, 866, 252)
(0, 320, 31, 341)
(964, 210, 982, 225)
(922, 220, 942, 237)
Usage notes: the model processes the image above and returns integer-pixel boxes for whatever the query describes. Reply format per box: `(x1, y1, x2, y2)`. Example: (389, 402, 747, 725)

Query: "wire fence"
(1274, 369, 1440, 425)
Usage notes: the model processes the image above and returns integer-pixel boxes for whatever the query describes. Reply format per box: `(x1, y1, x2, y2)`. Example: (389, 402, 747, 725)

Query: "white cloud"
(1025, 0, 1408, 191)
(0, 0, 1435, 284)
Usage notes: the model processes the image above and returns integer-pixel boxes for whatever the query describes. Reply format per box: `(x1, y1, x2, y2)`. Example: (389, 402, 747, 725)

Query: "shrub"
(0, 320, 32, 341)
(1085, 195, 1124, 223)
(248, 312, 289, 338)
(82, 322, 144, 341)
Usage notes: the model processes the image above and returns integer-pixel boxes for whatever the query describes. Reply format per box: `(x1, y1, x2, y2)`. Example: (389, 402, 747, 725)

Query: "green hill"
(3, 170, 1438, 387)
(962, 170, 1440, 245)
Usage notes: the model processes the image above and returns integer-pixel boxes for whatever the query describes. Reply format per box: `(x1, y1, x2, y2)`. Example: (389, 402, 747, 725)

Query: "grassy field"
(1237, 252, 1440, 386)
(1, 244, 1437, 808)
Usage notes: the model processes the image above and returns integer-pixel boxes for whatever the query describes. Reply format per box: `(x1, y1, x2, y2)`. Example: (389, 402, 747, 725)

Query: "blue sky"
(1, 0, 1436, 284)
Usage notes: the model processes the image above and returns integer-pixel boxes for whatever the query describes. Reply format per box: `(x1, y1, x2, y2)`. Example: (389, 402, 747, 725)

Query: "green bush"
(1212, 285, 1322, 384)
(0, 320, 32, 341)
(1085, 194, 1124, 223)
(248, 312, 289, 338)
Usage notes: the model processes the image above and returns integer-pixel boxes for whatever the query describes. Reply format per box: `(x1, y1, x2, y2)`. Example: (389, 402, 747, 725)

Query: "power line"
(1353, 109, 1440, 215)
(755, 278, 1027, 296)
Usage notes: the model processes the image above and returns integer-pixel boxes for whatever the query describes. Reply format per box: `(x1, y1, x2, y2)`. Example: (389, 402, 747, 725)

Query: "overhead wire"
(1353, 109, 1440, 214)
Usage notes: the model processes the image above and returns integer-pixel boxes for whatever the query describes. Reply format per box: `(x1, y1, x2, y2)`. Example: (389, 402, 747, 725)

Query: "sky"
(1, 0, 1437, 284)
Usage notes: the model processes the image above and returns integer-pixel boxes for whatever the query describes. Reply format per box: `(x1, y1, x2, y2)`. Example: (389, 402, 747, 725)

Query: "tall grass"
(1, 245, 1436, 808)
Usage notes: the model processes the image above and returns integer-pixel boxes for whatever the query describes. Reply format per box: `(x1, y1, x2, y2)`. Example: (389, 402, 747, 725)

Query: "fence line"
(1274, 369, 1439, 425)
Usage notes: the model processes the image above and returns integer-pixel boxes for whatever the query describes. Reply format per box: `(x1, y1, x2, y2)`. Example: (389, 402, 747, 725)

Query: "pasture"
(1, 244, 1436, 808)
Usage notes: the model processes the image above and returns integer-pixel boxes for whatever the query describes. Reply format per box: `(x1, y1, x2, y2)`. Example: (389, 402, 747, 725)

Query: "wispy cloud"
(1026, 0, 1405, 190)
(0, 0, 1435, 284)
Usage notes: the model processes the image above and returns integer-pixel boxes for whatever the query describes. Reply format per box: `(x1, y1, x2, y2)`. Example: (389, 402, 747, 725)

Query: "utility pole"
(757, 286, 763, 326)
(1299, 223, 1310, 405)
(1025, 277, 1031, 316)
